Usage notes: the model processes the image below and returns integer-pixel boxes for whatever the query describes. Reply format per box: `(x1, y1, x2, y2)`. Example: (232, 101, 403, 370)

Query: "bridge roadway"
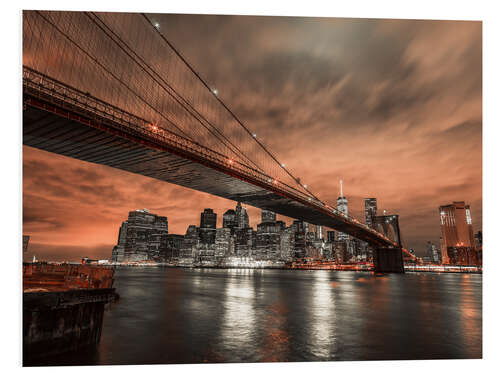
(22, 67, 400, 250)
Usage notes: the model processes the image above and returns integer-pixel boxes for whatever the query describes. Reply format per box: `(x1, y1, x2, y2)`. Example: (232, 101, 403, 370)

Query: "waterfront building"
(114, 209, 168, 262)
(215, 227, 233, 259)
(334, 240, 349, 263)
(180, 225, 199, 260)
(426, 241, 441, 264)
(164, 234, 184, 262)
(111, 220, 128, 263)
(198, 243, 216, 264)
(336, 180, 349, 242)
(323, 241, 334, 260)
(235, 227, 253, 257)
(439, 201, 475, 264)
(256, 210, 281, 260)
(199, 208, 217, 244)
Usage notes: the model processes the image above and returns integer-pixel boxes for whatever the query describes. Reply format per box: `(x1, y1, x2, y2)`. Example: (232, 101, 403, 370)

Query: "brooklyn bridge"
(22, 10, 410, 272)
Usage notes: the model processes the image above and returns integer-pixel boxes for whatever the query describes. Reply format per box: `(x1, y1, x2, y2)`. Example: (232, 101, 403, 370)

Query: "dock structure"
(23, 263, 117, 364)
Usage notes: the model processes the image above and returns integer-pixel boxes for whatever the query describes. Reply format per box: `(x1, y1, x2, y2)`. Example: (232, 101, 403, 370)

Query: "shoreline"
(108, 263, 483, 274)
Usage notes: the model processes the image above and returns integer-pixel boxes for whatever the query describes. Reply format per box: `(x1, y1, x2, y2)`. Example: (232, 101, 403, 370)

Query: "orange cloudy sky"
(23, 14, 482, 261)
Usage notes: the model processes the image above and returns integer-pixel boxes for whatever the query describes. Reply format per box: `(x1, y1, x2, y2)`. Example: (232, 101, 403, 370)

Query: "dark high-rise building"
(199, 208, 217, 244)
(235, 227, 253, 257)
(334, 240, 348, 264)
(365, 198, 377, 228)
(200, 208, 217, 229)
(261, 209, 276, 224)
(235, 202, 250, 229)
(292, 220, 306, 259)
(222, 209, 237, 234)
(111, 220, 128, 262)
(113, 209, 168, 262)
(439, 201, 475, 264)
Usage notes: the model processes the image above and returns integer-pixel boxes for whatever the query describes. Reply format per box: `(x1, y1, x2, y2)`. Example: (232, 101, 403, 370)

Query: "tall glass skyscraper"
(336, 179, 349, 241)
(364, 198, 377, 228)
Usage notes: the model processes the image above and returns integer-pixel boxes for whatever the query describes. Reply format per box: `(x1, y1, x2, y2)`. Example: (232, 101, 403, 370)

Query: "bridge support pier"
(373, 247, 404, 273)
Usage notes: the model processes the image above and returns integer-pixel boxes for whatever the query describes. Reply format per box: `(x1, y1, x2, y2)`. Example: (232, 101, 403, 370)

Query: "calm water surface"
(42, 268, 482, 365)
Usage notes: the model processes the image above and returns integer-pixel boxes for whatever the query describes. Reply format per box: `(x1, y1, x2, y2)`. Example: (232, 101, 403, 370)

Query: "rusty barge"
(23, 263, 117, 364)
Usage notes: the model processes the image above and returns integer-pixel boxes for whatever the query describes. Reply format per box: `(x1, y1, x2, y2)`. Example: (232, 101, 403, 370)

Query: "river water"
(39, 267, 482, 365)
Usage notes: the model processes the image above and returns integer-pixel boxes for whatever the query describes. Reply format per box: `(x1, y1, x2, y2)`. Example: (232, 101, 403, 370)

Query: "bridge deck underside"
(24, 105, 387, 245)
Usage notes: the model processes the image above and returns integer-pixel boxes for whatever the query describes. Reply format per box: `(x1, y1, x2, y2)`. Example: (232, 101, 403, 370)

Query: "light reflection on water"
(308, 271, 336, 359)
(220, 270, 257, 362)
(32, 268, 482, 366)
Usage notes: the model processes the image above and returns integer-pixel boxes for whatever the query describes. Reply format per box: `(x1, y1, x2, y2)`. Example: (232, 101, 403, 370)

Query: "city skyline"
(22, 14, 482, 262)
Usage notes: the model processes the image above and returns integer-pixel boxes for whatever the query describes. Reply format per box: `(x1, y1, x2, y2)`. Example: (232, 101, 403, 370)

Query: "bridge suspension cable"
(85, 12, 266, 174)
(141, 12, 322, 202)
(23, 10, 390, 224)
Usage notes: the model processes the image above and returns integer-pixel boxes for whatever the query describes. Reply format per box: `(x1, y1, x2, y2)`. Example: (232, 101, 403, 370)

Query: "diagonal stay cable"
(34, 10, 194, 141)
(141, 13, 322, 202)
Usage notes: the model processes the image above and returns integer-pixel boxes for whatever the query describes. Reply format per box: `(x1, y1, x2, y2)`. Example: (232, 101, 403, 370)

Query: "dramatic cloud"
(22, 13, 481, 261)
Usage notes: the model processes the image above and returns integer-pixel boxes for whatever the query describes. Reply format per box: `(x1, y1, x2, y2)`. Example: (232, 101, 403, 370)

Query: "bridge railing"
(23, 66, 397, 248)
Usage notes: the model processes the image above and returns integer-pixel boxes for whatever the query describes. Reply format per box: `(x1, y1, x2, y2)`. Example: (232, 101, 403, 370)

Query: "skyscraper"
(118, 209, 168, 262)
(364, 198, 377, 228)
(199, 208, 217, 244)
(235, 202, 250, 229)
(292, 220, 307, 259)
(336, 179, 349, 241)
(222, 209, 237, 234)
(439, 201, 475, 264)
